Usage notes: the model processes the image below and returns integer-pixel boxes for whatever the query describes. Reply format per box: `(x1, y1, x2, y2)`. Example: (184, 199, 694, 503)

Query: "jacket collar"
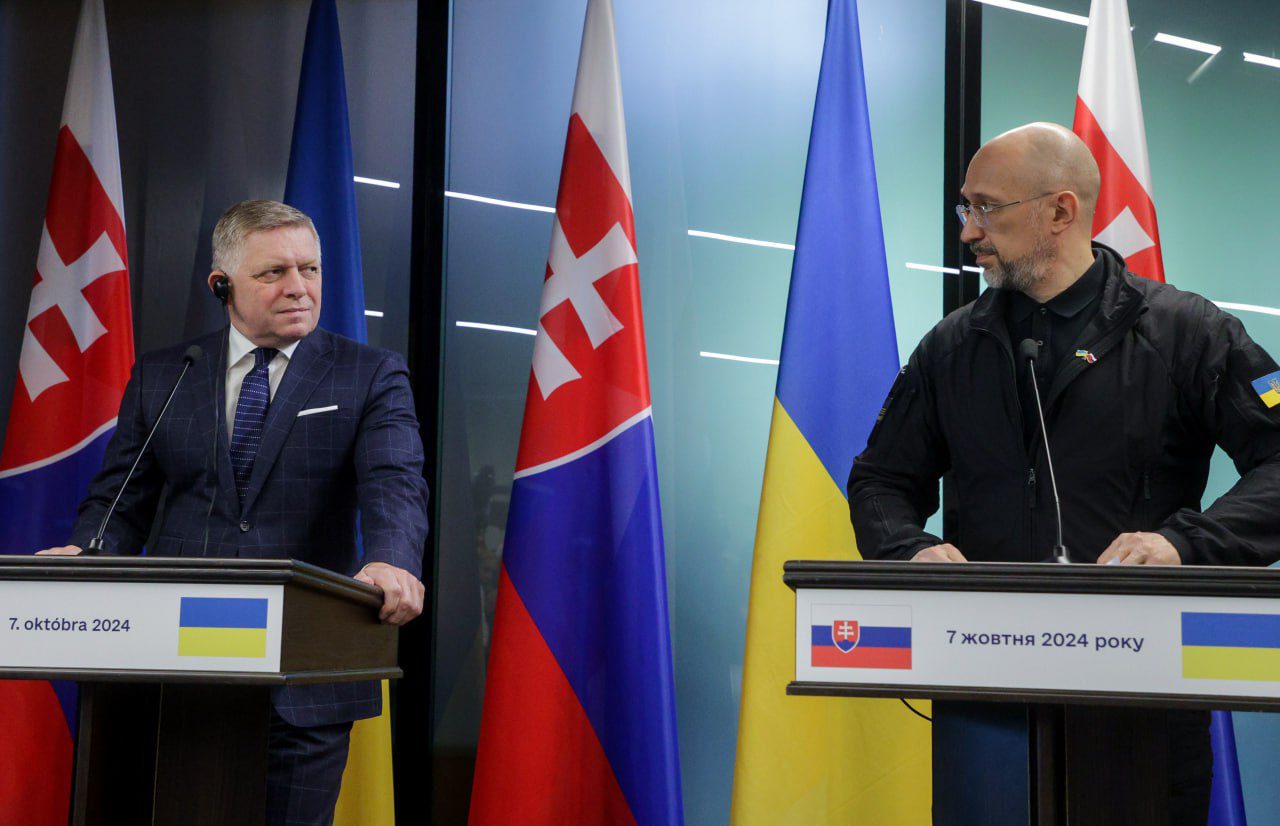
(189, 327, 239, 513)
(1006, 252, 1105, 323)
(968, 242, 1144, 335)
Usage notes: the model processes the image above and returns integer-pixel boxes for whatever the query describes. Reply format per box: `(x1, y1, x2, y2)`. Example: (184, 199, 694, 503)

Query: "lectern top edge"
(783, 559, 1280, 598)
(0, 555, 382, 609)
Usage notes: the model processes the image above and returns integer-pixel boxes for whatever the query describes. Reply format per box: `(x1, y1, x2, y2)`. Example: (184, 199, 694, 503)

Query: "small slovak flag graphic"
(811, 605, 912, 670)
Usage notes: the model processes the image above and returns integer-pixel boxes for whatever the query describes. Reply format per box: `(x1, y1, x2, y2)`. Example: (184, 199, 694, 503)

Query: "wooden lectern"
(0, 556, 399, 826)
(786, 560, 1280, 825)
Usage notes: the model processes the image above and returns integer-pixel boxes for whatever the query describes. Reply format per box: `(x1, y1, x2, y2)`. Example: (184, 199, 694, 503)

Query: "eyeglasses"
(955, 192, 1056, 228)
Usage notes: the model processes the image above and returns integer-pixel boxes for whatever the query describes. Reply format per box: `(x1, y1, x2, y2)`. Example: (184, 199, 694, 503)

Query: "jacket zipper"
(976, 328, 1026, 433)
(1141, 466, 1152, 526)
(975, 326, 1037, 556)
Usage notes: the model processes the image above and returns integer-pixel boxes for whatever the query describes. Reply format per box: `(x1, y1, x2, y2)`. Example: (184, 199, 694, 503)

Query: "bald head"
(960, 122, 1103, 301)
(980, 122, 1100, 216)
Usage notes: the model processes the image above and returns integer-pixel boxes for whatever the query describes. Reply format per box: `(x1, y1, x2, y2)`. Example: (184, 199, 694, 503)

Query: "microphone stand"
(1020, 339, 1070, 564)
(86, 346, 201, 555)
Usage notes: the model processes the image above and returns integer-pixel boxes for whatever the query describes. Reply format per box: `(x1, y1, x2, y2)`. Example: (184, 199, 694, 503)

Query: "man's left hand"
(354, 562, 425, 625)
(1096, 532, 1182, 566)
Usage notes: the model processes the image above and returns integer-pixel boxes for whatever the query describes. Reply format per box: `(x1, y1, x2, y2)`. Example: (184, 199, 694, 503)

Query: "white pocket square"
(297, 404, 338, 418)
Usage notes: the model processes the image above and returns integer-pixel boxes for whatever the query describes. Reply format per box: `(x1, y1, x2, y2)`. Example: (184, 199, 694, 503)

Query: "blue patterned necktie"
(229, 347, 277, 504)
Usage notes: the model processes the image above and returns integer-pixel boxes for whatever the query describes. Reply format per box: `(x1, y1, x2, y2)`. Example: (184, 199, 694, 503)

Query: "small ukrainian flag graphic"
(1182, 612, 1280, 681)
(178, 597, 268, 658)
(1251, 371, 1280, 409)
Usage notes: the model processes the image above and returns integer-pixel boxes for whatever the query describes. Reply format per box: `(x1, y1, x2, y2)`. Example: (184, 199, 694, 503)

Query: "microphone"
(85, 345, 202, 555)
(200, 326, 230, 557)
(1019, 339, 1070, 564)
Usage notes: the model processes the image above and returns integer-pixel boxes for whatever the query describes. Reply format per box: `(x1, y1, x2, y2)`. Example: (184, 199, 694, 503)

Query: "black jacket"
(848, 246, 1280, 565)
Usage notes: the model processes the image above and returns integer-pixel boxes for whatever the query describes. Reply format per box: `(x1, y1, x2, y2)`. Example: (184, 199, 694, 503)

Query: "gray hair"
(211, 200, 321, 273)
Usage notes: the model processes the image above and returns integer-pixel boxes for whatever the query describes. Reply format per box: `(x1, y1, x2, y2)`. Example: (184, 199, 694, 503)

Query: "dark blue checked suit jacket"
(70, 327, 429, 726)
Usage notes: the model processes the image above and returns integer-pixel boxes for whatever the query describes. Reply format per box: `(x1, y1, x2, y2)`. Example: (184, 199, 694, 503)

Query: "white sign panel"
(796, 587, 1280, 700)
(0, 581, 283, 674)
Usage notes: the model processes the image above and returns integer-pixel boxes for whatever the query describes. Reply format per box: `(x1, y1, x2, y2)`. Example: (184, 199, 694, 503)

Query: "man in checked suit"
(40, 199, 430, 825)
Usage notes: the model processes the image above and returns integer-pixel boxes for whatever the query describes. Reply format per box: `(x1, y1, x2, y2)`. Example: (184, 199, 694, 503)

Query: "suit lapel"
(241, 330, 333, 514)
(195, 328, 240, 513)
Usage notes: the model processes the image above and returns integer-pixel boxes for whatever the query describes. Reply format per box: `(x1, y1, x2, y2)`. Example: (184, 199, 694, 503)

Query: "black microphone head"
(183, 345, 203, 365)
(1018, 338, 1040, 364)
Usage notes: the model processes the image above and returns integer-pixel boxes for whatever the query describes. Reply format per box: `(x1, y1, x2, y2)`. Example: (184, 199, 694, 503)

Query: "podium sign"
(787, 560, 1280, 712)
(0, 555, 398, 826)
(0, 580, 284, 673)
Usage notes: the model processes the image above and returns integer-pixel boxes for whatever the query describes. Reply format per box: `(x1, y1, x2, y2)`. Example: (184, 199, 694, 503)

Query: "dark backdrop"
(0, 0, 417, 442)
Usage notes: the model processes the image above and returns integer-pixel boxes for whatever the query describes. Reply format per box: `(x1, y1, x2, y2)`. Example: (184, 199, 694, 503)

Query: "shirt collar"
(1006, 253, 1105, 322)
(226, 324, 301, 367)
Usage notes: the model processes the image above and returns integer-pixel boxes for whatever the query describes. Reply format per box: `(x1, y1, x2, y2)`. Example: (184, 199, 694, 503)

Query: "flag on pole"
(282, 2, 388, 823)
(285, 0, 367, 343)
(730, 1, 930, 823)
(0, 0, 132, 821)
(468, 0, 684, 822)
(1077, 4, 1245, 820)
(1209, 711, 1248, 826)
(1073, 0, 1165, 282)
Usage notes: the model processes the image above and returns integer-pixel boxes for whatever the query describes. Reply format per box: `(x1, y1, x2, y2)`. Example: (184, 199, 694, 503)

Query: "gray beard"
(980, 234, 1055, 294)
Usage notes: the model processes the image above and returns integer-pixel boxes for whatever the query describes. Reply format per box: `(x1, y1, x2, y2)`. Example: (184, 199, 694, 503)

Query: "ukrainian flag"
(1183, 612, 1280, 681)
(178, 597, 268, 658)
(1250, 371, 1280, 409)
(729, 1, 930, 822)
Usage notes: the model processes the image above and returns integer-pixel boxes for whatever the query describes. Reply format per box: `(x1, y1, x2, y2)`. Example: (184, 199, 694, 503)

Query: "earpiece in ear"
(212, 275, 231, 305)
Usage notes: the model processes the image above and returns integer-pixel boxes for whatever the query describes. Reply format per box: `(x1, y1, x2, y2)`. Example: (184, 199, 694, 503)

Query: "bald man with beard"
(849, 123, 1280, 823)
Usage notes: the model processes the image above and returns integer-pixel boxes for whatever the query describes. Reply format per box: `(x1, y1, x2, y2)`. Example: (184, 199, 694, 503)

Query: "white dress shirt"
(224, 325, 301, 439)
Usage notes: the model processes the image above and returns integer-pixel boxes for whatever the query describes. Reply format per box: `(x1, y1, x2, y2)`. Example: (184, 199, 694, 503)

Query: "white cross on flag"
(531, 219, 636, 398)
(514, 0, 651, 474)
(1074, 0, 1165, 282)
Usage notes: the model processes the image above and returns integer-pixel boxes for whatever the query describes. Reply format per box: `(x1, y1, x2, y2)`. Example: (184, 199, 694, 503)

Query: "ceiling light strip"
(1153, 33, 1222, 55)
(353, 176, 401, 189)
(699, 351, 780, 366)
(972, 0, 1089, 27)
(455, 320, 538, 336)
(906, 262, 961, 275)
(687, 229, 795, 251)
(445, 191, 556, 214)
(1243, 53, 1280, 70)
(1214, 301, 1280, 318)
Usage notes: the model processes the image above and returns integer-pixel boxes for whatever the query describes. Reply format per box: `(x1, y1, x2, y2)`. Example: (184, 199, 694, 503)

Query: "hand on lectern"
(35, 545, 83, 556)
(355, 561, 425, 625)
(912, 543, 967, 562)
(1096, 532, 1181, 565)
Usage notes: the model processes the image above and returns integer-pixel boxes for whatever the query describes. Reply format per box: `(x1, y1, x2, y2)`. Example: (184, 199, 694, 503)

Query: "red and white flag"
(0, 0, 132, 483)
(1073, 0, 1165, 282)
(0, 0, 131, 821)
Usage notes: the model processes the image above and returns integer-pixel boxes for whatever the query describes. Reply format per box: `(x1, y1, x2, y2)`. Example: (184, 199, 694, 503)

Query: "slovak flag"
(0, 0, 132, 821)
(1073, 0, 1165, 282)
(469, 0, 684, 823)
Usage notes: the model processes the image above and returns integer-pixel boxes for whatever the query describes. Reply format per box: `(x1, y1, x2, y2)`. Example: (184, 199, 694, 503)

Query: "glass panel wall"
(436, 0, 945, 820)
(982, 0, 1280, 819)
